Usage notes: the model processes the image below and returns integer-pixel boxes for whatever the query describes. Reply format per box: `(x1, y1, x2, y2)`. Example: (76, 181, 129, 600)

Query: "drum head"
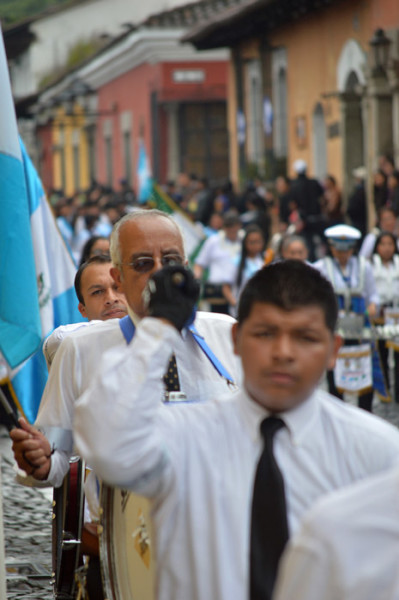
(52, 457, 84, 599)
(100, 485, 156, 600)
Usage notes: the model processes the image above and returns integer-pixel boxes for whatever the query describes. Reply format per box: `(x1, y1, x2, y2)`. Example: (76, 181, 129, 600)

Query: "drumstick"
(0, 386, 21, 431)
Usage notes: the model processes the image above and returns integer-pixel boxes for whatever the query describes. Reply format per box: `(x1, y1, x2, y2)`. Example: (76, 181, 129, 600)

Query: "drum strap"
(188, 324, 235, 386)
(324, 256, 366, 301)
(118, 315, 235, 386)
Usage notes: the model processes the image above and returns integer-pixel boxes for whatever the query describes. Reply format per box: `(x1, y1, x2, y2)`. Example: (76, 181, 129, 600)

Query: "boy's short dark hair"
(237, 260, 338, 332)
(74, 254, 111, 304)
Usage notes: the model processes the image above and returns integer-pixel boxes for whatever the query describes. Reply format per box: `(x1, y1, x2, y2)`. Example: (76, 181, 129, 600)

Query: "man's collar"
(238, 388, 319, 446)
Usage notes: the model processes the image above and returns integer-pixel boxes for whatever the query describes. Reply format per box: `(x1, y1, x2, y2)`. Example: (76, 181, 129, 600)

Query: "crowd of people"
(7, 155, 399, 600)
(49, 158, 399, 412)
(51, 179, 136, 265)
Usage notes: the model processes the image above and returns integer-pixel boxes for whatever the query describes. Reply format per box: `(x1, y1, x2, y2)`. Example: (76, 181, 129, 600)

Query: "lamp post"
(364, 28, 393, 230)
(369, 28, 391, 77)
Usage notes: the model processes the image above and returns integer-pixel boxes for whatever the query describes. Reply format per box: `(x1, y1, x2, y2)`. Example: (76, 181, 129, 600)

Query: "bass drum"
(99, 484, 156, 600)
(52, 456, 85, 599)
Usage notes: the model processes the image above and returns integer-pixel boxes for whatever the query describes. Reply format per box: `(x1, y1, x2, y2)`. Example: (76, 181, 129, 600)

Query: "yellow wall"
(268, 0, 372, 185)
(227, 0, 380, 189)
(52, 104, 90, 196)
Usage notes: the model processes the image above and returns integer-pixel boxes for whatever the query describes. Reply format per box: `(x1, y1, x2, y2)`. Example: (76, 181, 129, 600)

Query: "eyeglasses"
(119, 254, 184, 273)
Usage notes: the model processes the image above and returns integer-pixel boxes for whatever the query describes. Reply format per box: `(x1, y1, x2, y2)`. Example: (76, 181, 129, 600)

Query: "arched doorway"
(337, 39, 366, 201)
(272, 48, 288, 162)
(340, 70, 364, 202)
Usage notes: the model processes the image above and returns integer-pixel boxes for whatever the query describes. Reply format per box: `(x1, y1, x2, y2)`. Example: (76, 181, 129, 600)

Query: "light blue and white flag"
(0, 30, 82, 422)
(137, 139, 153, 204)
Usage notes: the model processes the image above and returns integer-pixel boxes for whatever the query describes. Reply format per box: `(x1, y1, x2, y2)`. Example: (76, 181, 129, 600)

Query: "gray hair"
(110, 208, 186, 267)
(280, 234, 307, 253)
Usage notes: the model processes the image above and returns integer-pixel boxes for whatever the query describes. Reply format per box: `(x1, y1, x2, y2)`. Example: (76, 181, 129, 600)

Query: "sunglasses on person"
(120, 254, 184, 273)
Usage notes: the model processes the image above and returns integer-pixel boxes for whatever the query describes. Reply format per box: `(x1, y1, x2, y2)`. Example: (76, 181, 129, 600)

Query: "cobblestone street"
(1, 396, 399, 599)
(0, 428, 53, 600)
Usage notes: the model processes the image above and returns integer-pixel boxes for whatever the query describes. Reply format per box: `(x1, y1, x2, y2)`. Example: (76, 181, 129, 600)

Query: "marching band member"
(10, 210, 242, 599)
(313, 224, 380, 412)
(74, 261, 399, 600)
(12, 254, 127, 598)
(10, 210, 241, 485)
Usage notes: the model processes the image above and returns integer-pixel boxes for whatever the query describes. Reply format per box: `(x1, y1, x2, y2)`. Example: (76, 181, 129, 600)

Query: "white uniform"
(74, 318, 399, 600)
(36, 312, 241, 488)
(313, 255, 380, 307)
(274, 464, 399, 600)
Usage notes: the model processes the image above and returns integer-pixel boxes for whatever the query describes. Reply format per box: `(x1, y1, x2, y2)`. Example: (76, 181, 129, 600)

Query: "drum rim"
(99, 484, 121, 600)
(52, 457, 85, 598)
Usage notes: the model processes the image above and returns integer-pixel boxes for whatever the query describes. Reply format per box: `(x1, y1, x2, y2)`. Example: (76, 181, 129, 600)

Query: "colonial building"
(25, 1, 239, 195)
(185, 0, 399, 221)
(4, 0, 193, 100)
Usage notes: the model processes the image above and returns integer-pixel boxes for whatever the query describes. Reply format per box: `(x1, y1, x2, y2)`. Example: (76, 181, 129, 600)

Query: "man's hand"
(145, 265, 200, 331)
(10, 418, 52, 480)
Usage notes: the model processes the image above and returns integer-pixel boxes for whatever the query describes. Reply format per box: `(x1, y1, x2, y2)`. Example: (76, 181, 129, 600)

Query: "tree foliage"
(0, 0, 70, 26)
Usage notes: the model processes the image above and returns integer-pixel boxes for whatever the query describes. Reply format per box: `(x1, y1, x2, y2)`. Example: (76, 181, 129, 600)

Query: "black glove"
(145, 265, 200, 331)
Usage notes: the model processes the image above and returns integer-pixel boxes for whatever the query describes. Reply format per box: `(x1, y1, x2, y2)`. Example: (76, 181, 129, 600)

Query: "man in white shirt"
(273, 463, 399, 600)
(194, 210, 243, 313)
(74, 254, 127, 322)
(43, 255, 128, 368)
(10, 209, 240, 487)
(74, 260, 399, 600)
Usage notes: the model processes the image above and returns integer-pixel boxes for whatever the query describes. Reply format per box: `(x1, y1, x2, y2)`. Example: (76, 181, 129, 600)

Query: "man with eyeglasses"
(11, 209, 241, 488)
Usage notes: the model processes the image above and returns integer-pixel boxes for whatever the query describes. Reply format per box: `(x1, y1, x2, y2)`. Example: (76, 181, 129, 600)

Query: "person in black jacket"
(347, 166, 368, 239)
(290, 160, 325, 261)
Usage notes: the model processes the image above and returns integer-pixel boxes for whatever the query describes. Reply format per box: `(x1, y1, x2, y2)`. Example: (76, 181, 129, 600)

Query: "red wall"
(95, 61, 161, 192)
(94, 59, 227, 192)
(37, 124, 54, 193)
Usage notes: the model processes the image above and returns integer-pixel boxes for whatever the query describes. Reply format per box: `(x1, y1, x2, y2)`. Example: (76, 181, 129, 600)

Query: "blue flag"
(137, 139, 153, 203)
(0, 29, 82, 422)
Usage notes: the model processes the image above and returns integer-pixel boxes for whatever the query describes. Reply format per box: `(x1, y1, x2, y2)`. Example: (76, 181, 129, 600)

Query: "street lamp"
(369, 28, 391, 76)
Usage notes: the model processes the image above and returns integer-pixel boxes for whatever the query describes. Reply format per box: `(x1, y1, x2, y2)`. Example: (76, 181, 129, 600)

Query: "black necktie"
(163, 353, 180, 392)
(250, 416, 289, 600)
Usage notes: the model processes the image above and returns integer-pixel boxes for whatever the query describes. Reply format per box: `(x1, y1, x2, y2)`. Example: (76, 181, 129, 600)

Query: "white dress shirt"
(195, 230, 242, 283)
(274, 465, 399, 600)
(35, 312, 242, 488)
(42, 321, 97, 369)
(74, 318, 399, 600)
